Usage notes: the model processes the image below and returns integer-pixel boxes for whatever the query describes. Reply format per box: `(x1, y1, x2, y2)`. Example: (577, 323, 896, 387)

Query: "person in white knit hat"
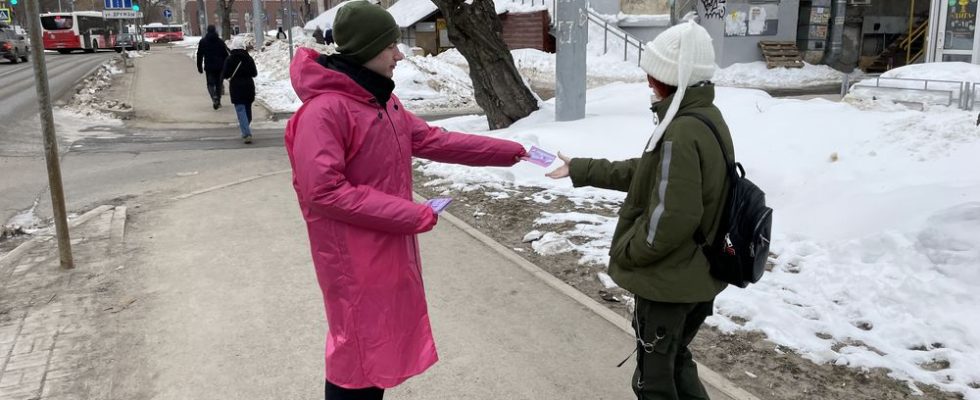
(547, 20, 735, 399)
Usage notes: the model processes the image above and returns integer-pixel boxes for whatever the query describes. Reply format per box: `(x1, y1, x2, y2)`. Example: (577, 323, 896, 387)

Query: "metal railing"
(586, 9, 645, 66)
(900, 20, 928, 65)
(509, 0, 647, 66)
(844, 74, 975, 109)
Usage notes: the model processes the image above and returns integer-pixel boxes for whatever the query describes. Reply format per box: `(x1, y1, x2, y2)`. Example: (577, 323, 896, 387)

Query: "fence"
(844, 74, 976, 110)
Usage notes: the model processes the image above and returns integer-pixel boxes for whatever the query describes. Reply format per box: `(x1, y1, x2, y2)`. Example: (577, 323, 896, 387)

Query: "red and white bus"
(143, 24, 184, 43)
(39, 11, 116, 54)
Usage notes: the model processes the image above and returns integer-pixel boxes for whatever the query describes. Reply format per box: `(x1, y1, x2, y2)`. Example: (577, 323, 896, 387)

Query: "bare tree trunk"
(430, 0, 538, 130)
(217, 0, 235, 40)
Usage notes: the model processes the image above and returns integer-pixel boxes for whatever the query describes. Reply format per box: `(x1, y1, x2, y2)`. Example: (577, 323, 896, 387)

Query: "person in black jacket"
(196, 25, 229, 110)
(222, 37, 258, 144)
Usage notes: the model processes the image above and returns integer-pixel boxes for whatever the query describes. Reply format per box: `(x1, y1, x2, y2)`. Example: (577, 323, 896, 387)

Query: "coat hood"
(290, 47, 375, 105)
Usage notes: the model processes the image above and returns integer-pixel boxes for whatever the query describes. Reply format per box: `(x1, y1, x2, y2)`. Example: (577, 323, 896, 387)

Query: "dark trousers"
(204, 69, 223, 104)
(325, 380, 384, 400)
(631, 296, 713, 400)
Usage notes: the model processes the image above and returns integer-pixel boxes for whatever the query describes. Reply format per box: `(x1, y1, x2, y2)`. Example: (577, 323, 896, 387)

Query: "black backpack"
(679, 113, 773, 288)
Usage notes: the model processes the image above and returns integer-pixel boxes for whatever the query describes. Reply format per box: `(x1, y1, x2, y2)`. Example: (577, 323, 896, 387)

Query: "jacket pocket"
(610, 206, 644, 266)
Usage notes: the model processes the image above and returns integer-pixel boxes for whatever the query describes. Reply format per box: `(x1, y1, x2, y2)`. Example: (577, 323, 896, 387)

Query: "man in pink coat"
(284, 2, 528, 399)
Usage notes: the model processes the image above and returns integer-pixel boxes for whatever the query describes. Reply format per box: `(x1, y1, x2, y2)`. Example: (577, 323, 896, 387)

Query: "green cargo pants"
(631, 296, 713, 400)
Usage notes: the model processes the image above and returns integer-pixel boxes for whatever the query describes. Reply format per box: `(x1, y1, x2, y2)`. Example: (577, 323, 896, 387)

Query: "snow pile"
(713, 61, 846, 90)
(413, 76, 980, 398)
(61, 57, 133, 119)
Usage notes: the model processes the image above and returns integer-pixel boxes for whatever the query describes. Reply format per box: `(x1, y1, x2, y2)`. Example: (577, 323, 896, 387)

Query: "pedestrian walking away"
(546, 20, 733, 400)
(283, 2, 529, 399)
(222, 36, 258, 144)
(276, 26, 287, 40)
(196, 25, 230, 110)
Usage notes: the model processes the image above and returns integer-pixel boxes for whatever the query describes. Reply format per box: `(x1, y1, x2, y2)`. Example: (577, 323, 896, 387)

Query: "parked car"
(0, 27, 29, 64)
(114, 33, 150, 52)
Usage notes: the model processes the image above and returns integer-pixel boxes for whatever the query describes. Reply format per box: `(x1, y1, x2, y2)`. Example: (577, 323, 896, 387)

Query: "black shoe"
(213, 102, 220, 110)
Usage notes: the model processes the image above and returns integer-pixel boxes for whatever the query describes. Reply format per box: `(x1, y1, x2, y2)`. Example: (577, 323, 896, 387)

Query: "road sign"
(163, 9, 172, 19)
(104, 0, 133, 9)
(0, 8, 10, 23)
(103, 9, 142, 19)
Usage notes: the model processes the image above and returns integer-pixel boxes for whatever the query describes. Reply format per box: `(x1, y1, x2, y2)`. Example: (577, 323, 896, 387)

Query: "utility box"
(797, 0, 831, 63)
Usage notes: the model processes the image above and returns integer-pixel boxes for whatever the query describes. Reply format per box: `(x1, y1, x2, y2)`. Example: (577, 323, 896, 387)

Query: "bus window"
(41, 16, 73, 30)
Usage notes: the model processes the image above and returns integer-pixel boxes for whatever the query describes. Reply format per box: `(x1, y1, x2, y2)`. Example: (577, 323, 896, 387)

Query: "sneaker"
(243, 135, 253, 144)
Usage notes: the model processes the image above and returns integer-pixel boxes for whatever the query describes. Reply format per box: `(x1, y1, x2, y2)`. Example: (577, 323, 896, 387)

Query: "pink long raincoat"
(284, 48, 525, 389)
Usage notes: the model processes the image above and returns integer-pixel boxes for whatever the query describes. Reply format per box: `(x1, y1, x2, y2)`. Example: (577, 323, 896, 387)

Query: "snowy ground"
(416, 81, 980, 399)
(211, 23, 845, 115)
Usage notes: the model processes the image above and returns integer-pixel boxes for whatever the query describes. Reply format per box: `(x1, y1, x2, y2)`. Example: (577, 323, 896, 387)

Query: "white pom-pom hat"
(639, 20, 716, 152)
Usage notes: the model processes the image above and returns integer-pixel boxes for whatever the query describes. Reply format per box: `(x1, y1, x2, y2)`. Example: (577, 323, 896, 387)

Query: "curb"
(255, 97, 294, 121)
(0, 205, 115, 270)
(414, 192, 763, 400)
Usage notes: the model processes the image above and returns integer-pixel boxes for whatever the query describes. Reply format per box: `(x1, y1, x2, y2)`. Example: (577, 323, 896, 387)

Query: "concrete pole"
(25, 0, 74, 269)
(554, 0, 586, 121)
(286, 0, 293, 61)
(202, 0, 209, 31)
(253, 0, 263, 48)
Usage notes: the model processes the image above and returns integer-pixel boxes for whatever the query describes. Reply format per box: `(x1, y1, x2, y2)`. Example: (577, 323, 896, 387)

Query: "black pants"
(204, 69, 223, 104)
(325, 380, 384, 400)
(631, 296, 713, 400)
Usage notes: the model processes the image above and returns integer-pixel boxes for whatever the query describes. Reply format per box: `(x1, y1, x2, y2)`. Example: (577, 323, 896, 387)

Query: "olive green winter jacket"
(569, 84, 732, 303)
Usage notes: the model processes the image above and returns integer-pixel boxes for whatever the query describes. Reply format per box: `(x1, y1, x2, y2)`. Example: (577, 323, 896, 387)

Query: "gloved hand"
(198, 67, 203, 74)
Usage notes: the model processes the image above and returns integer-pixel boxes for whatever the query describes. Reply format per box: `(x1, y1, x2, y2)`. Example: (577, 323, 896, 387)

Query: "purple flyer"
(527, 146, 556, 167)
(425, 197, 453, 214)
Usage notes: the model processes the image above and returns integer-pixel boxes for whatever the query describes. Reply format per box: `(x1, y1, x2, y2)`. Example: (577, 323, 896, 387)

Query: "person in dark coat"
(222, 37, 258, 144)
(547, 21, 730, 400)
(196, 25, 230, 109)
(276, 26, 287, 40)
(312, 26, 325, 44)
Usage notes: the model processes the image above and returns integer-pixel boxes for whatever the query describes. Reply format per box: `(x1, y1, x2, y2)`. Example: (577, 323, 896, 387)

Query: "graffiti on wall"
(700, 0, 726, 19)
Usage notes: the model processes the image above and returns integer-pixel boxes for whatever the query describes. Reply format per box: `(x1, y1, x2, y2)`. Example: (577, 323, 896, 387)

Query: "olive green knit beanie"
(333, 1, 401, 65)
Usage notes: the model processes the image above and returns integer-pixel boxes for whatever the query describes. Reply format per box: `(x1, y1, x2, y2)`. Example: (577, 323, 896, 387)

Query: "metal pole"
(555, 0, 586, 121)
(25, 0, 74, 269)
(203, 0, 209, 31)
(58, 0, 63, 12)
(253, 0, 263, 49)
(287, 0, 293, 61)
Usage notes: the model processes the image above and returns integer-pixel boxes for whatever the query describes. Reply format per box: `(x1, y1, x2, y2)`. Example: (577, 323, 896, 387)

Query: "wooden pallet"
(758, 41, 805, 69)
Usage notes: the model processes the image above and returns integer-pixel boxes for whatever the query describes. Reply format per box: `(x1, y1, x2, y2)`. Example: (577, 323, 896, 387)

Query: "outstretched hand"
(545, 152, 571, 179)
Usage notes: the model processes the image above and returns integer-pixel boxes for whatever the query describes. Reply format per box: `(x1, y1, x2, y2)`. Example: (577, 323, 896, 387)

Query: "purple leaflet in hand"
(526, 146, 556, 167)
(425, 197, 453, 214)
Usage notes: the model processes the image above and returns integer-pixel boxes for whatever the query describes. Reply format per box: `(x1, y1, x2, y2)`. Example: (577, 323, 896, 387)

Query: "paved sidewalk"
(0, 206, 126, 400)
(120, 50, 272, 130)
(101, 172, 747, 400)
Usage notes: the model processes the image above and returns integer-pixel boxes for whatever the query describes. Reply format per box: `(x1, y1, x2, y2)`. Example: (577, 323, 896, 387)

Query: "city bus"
(143, 24, 184, 42)
(39, 11, 116, 54)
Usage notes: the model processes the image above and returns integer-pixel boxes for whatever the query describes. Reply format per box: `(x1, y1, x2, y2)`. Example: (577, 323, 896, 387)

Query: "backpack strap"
(676, 112, 731, 247)
(676, 113, 732, 169)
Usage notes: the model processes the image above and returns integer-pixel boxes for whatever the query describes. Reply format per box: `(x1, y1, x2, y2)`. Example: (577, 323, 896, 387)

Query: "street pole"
(202, 0, 209, 31)
(25, 0, 74, 269)
(286, 0, 293, 61)
(252, 0, 262, 48)
(555, 0, 586, 121)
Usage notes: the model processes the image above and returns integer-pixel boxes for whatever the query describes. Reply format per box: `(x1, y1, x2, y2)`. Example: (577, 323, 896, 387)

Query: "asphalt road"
(0, 51, 115, 154)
